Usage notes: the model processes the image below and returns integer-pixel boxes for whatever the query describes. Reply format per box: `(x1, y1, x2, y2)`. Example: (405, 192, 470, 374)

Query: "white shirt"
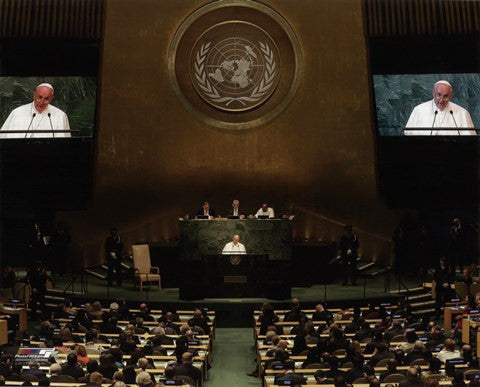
(437, 349, 462, 363)
(255, 207, 275, 218)
(222, 242, 246, 254)
(1, 102, 70, 138)
(405, 100, 475, 135)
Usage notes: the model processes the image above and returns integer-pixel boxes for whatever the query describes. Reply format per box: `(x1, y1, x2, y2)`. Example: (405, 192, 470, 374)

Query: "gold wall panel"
(59, 0, 399, 266)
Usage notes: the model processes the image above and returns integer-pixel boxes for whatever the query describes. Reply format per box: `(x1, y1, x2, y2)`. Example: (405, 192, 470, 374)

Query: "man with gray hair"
(405, 80, 475, 135)
(135, 370, 154, 386)
(1, 83, 70, 138)
(228, 199, 245, 219)
(49, 363, 75, 383)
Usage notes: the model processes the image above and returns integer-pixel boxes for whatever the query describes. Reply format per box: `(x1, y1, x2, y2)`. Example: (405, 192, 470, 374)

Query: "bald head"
(182, 351, 193, 363)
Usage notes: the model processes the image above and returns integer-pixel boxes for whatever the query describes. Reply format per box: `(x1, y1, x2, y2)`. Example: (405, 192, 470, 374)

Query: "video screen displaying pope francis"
(0, 76, 97, 139)
(373, 73, 480, 136)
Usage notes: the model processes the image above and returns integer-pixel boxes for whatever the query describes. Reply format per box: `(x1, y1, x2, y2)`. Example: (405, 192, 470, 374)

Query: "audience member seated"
(78, 360, 98, 383)
(61, 352, 85, 380)
(49, 363, 75, 383)
(97, 352, 118, 380)
(188, 308, 211, 335)
(162, 366, 177, 383)
(0, 354, 13, 377)
(345, 354, 365, 383)
(22, 361, 45, 379)
(174, 351, 203, 386)
(379, 359, 400, 381)
(437, 338, 462, 363)
(283, 298, 307, 322)
(328, 326, 349, 351)
(122, 365, 137, 385)
(151, 326, 174, 345)
(314, 369, 333, 384)
(292, 334, 308, 355)
(273, 360, 307, 385)
(405, 340, 427, 364)
(312, 303, 333, 321)
(452, 371, 467, 386)
(396, 329, 418, 352)
(6, 364, 21, 381)
(368, 342, 394, 366)
(86, 371, 103, 386)
(422, 357, 449, 381)
(136, 371, 154, 386)
(75, 344, 90, 365)
(399, 366, 423, 387)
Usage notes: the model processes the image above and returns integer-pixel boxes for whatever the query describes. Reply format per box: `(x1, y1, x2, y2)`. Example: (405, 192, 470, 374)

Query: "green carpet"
(206, 328, 260, 387)
(50, 273, 418, 304)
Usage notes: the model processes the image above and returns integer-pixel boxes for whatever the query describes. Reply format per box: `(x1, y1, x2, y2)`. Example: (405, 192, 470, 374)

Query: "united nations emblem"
(230, 255, 241, 265)
(168, 0, 302, 129)
(191, 23, 280, 111)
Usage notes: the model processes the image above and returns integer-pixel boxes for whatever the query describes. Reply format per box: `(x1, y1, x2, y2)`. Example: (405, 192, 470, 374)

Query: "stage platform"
(49, 274, 411, 327)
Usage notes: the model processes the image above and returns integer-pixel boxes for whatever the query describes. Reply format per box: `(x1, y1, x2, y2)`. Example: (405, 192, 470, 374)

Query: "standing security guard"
(105, 228, 123, 287)
(339, 225, 359, 286)
(27, 260, 51, 319)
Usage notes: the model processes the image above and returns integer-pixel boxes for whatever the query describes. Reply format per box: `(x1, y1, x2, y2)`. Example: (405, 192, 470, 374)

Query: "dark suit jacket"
(398, 378, 424, 387)
(227, 209, 245, 217)
(274, 372, 307, 385)
(174, 363, 202, 382)
(196, 208, 216, 217)
(105, 235, 123, 258)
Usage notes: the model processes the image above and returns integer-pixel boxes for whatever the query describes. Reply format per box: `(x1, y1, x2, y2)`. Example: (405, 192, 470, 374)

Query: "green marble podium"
(179, 218, 292, 261)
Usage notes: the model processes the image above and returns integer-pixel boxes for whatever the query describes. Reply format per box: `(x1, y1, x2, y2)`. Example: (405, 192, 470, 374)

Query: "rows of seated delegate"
(0, 300, 215, 386)
(252, 300, 480, 386)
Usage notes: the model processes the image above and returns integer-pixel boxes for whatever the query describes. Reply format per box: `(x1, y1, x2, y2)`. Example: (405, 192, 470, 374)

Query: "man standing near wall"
(339, 226, 359, 286)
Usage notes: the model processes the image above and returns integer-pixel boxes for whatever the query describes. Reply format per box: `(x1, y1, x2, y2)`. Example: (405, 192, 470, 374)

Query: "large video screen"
(373, 73, 480, 136)
(0, 76, 97, 138)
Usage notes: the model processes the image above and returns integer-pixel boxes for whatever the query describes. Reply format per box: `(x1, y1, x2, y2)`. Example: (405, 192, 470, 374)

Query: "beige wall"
(59, 0, 399, 266)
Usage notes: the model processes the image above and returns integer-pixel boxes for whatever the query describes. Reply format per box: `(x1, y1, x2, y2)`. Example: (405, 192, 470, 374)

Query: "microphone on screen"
(450, 110, 460, 135)
(25, 113, 36, 138)
(48, 112, 54, 138)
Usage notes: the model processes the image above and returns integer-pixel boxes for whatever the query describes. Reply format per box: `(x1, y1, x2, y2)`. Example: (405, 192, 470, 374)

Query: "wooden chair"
(174, 375, 197, 387)
(410, 358, 428, 366)
(376, 357, 392, 367)
(305, 362, 325, 369)
(470, 283, 480, 297)
(132, 244, 161, 291)
(390, 334, 405, 343)
(455, 281, 469, 301)
(383, 373, 407, 383)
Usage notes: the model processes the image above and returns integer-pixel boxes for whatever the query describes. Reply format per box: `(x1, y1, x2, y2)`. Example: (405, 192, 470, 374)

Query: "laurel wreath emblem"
(194, 41, 277, 107)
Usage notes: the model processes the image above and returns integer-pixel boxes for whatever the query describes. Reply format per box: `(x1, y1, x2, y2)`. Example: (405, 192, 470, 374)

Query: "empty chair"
(455, 281, 469, 301)
(470, 283, 480, 297)
(132, 244, 161, 291)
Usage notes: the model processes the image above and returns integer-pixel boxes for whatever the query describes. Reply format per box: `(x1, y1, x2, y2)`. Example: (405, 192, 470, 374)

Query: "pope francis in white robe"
(0, 83, 70, 138)
(404, 80, 476, 136)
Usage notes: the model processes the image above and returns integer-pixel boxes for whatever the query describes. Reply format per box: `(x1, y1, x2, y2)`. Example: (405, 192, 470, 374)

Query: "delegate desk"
(179, 218, 292, 261)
